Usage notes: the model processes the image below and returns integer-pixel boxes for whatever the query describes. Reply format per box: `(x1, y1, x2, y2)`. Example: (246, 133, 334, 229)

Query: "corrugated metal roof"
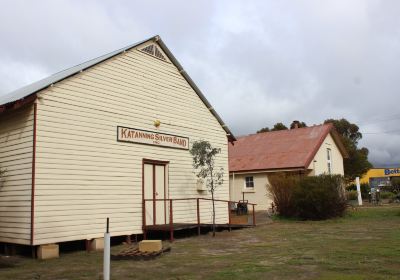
(0, 35, 235, 141)
(0, 38, 149, 105)
(229, 124, 347, 172)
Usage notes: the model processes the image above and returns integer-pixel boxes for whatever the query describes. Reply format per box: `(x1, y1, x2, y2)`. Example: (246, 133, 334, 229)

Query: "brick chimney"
(291, 120, 300, 129)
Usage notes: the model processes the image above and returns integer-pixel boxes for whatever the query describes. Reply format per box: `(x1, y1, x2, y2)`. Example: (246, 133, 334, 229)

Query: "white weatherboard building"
(0, 36, 234, 250)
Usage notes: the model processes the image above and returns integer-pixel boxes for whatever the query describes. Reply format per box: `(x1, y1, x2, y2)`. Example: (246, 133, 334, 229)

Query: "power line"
(363, 129, 400, 135)
(361, 112, 400, 121)
(358, 114, 400, 126)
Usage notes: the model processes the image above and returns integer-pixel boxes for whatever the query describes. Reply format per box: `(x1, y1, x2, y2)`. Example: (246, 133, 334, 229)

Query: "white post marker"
(103, 217, 110, 280)
(356, 177, 363, 206)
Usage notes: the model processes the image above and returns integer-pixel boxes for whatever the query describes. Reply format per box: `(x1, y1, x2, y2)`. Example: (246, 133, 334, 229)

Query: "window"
(245, 176, 254, 188)
(327, 148, 332, 174)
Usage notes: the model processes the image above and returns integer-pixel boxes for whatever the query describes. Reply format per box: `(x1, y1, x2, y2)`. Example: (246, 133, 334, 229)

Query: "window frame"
(327, 148, 332, 174)
(244, 176, 254, 189)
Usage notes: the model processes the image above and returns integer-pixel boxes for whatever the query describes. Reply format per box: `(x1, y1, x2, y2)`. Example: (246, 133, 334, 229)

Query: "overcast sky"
(0, 0, 399, 167)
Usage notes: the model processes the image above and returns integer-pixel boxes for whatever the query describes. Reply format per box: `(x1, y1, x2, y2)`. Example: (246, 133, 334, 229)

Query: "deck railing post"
(228, 201, 233, 232)
(143, 199, 147, 240)
(197, 198, 200, 235)
(228, 201, 231, 225)
(252, 204, 256, 226)
(169, 199, 174, 242)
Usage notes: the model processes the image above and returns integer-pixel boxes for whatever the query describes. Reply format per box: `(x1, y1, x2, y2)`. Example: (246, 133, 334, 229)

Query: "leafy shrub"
(347, 182, 370, 196)
(268, 174, 347, 220)
(267, 173, 301, 217)
(293, 175, 347, 220)
(346, 190, 358, 200)
(379, 191, 396, 200)
(391, 177, 400, 190)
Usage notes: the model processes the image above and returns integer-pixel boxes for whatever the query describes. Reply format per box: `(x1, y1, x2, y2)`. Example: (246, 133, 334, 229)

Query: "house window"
(327, 148, 332, 174)
(245, 176, 254, 188)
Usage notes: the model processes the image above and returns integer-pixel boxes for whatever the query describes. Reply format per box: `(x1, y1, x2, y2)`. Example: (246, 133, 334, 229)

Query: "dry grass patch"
(0, 206, 399, 280)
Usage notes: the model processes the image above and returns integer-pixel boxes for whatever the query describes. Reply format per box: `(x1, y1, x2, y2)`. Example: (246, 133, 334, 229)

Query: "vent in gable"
(140, 44, 167, 62)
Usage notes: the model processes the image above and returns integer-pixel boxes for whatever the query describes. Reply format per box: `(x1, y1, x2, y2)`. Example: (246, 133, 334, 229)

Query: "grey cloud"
(0, 0, 399, 166)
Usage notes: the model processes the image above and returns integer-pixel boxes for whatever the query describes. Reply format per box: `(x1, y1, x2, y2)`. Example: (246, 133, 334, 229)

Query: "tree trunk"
(211, 190, 216, 237)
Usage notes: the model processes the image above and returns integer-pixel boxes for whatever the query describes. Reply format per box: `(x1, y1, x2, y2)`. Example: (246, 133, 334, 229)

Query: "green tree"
(325, 118, 362, 144)
(324, 118, 372, 181)
(258, 121, 307, 133)
(390, 177, 400, 193)
(190, 140, 224, 237)
(271, 122, 288, 131)
(257, 127, 270, 133)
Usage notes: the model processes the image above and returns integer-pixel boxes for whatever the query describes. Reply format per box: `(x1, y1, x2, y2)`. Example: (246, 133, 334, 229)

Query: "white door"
(144, 163, 167, 225)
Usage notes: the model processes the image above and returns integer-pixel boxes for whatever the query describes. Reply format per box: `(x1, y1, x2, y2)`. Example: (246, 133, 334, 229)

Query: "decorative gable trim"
(138, 43, 170, 63)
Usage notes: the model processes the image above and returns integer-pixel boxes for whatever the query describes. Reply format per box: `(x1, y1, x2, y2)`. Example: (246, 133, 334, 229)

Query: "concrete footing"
(88, 238, 104, 251)
(37, 244, 59, 260)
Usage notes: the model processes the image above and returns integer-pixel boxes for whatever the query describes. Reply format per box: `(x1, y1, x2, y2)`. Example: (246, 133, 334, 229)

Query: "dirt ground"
(1, 205, 399, 280)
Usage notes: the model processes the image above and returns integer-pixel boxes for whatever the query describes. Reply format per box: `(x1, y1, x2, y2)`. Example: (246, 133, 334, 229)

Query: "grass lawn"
(1, 206, 399, 280)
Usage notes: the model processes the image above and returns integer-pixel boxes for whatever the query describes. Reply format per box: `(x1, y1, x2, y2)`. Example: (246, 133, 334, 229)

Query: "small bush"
(379, 191, 396, 200)
(346, 190, 358, 200)
(347, 183, 370, 196)
(267, 173, 301, 217)
(293, 175, 347, 220)
(268, 174, 347, 220)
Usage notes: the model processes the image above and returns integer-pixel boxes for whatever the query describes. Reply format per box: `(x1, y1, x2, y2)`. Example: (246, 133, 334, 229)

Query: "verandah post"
(228, 201, 231, 224)
(228, 201, 231, 231)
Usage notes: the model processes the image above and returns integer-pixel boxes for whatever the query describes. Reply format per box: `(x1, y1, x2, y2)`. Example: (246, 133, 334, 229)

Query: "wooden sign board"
(117, 126, 189, 150)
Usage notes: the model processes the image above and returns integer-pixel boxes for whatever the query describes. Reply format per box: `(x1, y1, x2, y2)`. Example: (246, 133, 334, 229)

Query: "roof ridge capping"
(0, 35, 235, 141)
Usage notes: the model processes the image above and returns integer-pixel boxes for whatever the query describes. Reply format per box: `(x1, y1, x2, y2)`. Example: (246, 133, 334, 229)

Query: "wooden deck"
(144, 222, 254, 242)
(145, 223, 253, 231)
(143, 197, 257, 241)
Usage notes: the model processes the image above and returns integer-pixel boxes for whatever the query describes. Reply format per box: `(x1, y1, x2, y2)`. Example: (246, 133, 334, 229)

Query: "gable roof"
(0, 35, 235, 141)
(229, 124, 348, 173)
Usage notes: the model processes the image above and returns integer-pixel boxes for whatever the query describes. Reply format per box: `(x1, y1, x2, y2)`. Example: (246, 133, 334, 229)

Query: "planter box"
(230, 215, 248, 225)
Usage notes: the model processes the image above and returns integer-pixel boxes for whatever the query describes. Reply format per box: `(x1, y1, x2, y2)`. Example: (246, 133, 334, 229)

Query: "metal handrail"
(143, 197, 257, 206)
(143, 197, 257, 241)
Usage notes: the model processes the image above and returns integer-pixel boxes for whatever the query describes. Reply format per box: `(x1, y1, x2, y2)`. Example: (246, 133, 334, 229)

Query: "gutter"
(229, 167, 307, 175)
(0, 93, 37, 115)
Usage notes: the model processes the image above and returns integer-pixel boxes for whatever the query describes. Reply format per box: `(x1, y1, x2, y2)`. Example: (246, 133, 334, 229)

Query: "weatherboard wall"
(31, 41, 229, 245)
(307, 133, 344, 176)
(229, 172, 273, 211)
(0, 105, 34, 245)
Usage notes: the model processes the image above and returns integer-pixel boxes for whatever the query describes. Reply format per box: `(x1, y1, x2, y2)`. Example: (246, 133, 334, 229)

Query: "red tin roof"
(229, 124, 348, 173)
